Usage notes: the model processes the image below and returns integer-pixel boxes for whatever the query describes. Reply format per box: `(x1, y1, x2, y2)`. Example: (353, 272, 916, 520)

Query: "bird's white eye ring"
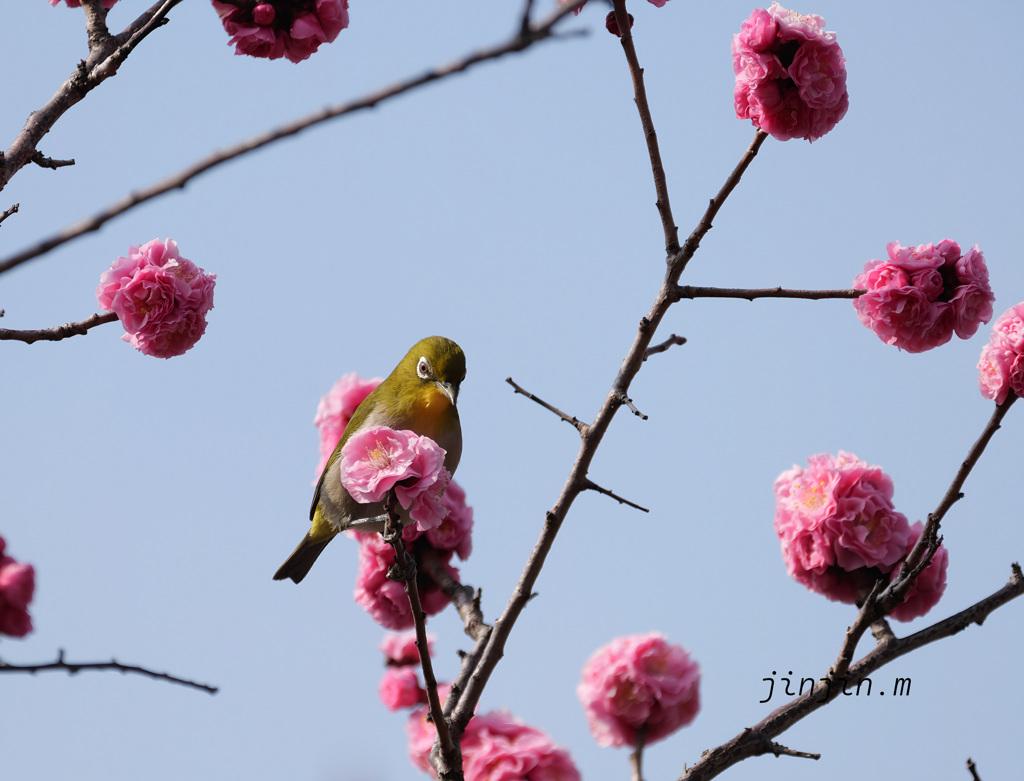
(417, 357, 431, 379)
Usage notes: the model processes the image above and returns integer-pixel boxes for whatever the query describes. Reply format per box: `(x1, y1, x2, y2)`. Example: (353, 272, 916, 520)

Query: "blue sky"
(2, 2, 1022, 780)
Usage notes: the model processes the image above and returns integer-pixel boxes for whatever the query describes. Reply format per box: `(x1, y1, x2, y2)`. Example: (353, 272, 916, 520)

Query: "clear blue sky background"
(2, 2, 1022, 780)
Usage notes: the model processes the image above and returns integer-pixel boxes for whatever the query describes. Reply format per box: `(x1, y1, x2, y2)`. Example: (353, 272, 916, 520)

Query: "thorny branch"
(0, 649, 218, 694)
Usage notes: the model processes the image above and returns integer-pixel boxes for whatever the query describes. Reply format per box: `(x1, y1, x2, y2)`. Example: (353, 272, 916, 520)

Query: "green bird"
(274, 336, 466, 584)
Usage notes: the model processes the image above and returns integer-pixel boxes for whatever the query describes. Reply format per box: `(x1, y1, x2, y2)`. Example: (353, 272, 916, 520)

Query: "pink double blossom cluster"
(853, 240, 994, 353)
(312, 372, 382, 479)
(378, 631, 434, 711)
(977, 303, 1024, 404)
(577, 633, 700, 748)
(0, 536, 35, 638)
(339, 426, 451, 530)
(212, 0, 349, 63)
(732, 3, 848, 142)
(408, 707, 580, 781)
(352, 479, 474, 630)
(96, 239, 216, 359)
(773, 452, 947, 620)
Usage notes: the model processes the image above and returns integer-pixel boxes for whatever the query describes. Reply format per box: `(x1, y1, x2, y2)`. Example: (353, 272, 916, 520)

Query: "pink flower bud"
(252, 3, 275, 25)
(379, 667, 426, 711)
(605, 11, 634, 37)
(0, 536, 35, 638)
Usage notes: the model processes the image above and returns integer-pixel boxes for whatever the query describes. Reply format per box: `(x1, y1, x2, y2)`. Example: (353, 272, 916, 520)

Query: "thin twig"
(0, 0, 182, 193)
(618, 393, 647, 420)
(0, 203, 18, 226)
(643, 333, 686, 360)
(768, 742, 820, 761)
(583, 478, 649, 513)
(382, 496, 457, 778)
(505, 377, 587, 432)
(0, 5, 584, 276)
(613, 0, 678, 255)
(680, 565, 1024, 780)
(674, 286, 865, 301)
(0, 649, 217, 694)
(883, 395, 1018, 611)
(630, 726, 647, 781)
(966, 757, 982, 781)
(0, 311, 118, 344)
(30, 152, 76, 171)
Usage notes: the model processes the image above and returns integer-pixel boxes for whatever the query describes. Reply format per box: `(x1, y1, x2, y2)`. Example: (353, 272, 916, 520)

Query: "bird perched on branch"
(274, 336, 465, 584)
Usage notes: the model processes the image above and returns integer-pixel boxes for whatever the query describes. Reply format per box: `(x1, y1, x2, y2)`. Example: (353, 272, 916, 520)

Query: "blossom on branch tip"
(853, 240, 994, 353)
(773, 452, 912, 604)
(977, 302, 1024, 404)
(95, 239, 216, 359)
(212, 0, 349, 63)
(577, 633, 701, 748)
(313, 373, 381, 480)
(0, 536, 35, 638)
(732, 3, 848, 142)
(888, 522, 948, 622)
(339, 426, 450, 529)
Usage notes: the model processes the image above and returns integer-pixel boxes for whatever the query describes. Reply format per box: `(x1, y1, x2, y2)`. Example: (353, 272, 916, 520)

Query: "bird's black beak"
(436, 380, 458, 407)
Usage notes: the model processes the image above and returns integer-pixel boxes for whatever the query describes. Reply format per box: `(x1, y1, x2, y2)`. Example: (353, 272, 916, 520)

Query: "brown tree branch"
(643, 333, 686, 360)
(966, 757, 982, 781)
(583, 478, 649, 513)
(630, 727, 647, 781)
(0, 648, 217, 694)
(0, 5, 584, 276)
(674, 285, 865, 301)
(0, 203, 18, 226)
(0, 0, 181, 193)
(450, 112, 769, 740)
(418, 544, 491, 641)
(0, 311, 118, 344)
(680, 564, 1024, 780)
(506, 376, 587, 432)
(31, 152, 76, 171)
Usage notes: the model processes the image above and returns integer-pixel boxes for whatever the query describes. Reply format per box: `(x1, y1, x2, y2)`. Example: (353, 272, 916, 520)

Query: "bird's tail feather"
(273, 534, 331, 583)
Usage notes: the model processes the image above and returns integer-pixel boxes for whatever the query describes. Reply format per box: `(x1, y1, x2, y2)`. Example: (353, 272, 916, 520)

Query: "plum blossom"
(353, 533, 460, 630)
(854, 240, 994, 353)
(577, 633, 700, 748)
(732, 3, 848, 141)
(312, 373, 382, 479)
(409, 707, 580, 781)
(773, 452, 912, 604)
(0, 536, 35, 638)
(95, 239, 216, 359)
(888, 522, 949, 622)
(380, 630, 434, 666)
(212, 0, 349, 63)
(977, 302, 1024, 404)
(339, 426, 450, 530)
(379, 667, 426, 711)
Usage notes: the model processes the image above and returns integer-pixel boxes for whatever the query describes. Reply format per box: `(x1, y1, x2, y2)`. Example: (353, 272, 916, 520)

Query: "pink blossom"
(339, 426, 450, 529)
(977, 303, 1024, 404)
(424, 479, 474, 560)
(773, 452, 912, 604)
(732, 3, 848, 142)
(887, 522, 949, 622)
(577, 633, 700, 749)
(95, 239, 216, 359)
(0, 537, 35, 638)
(380, 630, 434, 666)
(379, 667, 426, 711)
(410, 707, 580, 781)
(353, 534, 459, 630)
(49, 0, 118, 7)
(312, 373, 381, 479)
(212, 0, 349, 63)
(853, 241, 994, 353)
